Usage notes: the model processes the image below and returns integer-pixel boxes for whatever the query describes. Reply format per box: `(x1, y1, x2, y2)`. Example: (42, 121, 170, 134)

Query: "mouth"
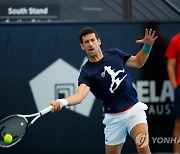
(89, 48, 95, 52)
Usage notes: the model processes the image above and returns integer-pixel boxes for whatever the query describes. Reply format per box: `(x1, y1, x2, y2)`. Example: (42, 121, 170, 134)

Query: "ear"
(97, 38, 101, 45)
(80, 43, 84, 50)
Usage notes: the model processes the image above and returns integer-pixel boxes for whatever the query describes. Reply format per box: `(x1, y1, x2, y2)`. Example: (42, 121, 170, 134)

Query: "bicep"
(125, 50, 149, 68)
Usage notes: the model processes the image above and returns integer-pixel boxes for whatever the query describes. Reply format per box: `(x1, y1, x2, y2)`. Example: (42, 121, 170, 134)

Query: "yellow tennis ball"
(4, 134, 13, 144)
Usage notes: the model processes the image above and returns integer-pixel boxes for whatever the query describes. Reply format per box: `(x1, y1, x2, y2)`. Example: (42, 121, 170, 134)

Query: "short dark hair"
(79, 27, 99, 43)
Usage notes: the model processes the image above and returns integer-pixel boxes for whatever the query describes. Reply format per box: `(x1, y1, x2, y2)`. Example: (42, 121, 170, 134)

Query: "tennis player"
(51, 27, 158, 154)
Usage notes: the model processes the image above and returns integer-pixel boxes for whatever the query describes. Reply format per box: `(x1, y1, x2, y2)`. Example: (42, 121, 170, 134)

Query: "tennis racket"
(0, 105, 52, 148)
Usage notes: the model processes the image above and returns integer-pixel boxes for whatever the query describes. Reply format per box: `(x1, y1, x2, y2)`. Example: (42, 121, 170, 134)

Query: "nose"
(88, 40, 93, 46)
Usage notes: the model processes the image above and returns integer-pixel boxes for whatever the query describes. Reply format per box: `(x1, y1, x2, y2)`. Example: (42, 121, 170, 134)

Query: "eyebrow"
(83, 37, 96, 43)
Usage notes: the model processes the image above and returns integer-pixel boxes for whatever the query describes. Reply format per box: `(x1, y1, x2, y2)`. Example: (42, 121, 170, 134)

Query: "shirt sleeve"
(115, 48, 131, 64)
(165, 37, 177, 59)
(78, 69, 90, 87)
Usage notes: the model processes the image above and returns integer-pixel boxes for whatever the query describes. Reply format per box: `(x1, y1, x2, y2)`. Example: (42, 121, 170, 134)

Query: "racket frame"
(0, 106, 52, 148)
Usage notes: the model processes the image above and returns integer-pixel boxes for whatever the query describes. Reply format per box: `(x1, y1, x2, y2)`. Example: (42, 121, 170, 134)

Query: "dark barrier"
(0, 22, 179, 154)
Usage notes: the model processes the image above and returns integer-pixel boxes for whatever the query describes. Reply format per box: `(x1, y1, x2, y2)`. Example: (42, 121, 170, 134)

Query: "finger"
(51, 101, 58, 112)
(136, 39, 144, 43)
(152, 30, 156, 38)
(55, 100, 61, 109)
(51, 101, 56, 105)
(145, 28, 148, 36)
(56, 103, 61, 110)
(56, 102, 62, 111)
(153, 36, 158, 41)
(51, 106, 55, 112)
(54, 103, 59, 110)
(148, 28, 152, 36)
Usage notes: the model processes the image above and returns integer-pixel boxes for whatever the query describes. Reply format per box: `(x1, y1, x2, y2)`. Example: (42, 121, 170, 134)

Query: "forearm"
(57, 89, 88, 107)
(65, 93, 85, 106)
(137, 44, 153, 66)
(126, 44, 151, 68)
(66, 84, 90, 106)
(135, 49, 150, 68)
(52, 83, 90, 111)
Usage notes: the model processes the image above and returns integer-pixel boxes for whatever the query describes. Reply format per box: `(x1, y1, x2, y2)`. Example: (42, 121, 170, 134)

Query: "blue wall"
(0, 22, 179, 154)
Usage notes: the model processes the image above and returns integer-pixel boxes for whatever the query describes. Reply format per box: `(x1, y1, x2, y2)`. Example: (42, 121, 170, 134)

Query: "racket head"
(0, 115, 28, 148)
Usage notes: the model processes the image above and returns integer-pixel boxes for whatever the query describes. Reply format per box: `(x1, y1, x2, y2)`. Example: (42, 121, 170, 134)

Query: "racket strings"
(0, 116, 27, 147)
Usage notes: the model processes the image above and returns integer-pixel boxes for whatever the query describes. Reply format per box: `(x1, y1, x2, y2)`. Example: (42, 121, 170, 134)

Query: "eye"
(91, 38, 96, 42)
(84, 40, 89, 44)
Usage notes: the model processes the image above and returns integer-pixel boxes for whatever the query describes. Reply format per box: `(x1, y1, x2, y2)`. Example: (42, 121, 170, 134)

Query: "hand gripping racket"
(0, 106, 52, 148)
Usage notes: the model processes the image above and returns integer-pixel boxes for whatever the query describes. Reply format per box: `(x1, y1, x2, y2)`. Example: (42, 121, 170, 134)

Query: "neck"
(88, 51, 103, 62)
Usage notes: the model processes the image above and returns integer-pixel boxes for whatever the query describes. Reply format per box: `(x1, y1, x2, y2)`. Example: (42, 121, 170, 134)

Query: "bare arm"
(126, 28, 158, 68)
(167, 58, 177, 89)
(126, 51, 149, 68)
(51, 83, 90, 112)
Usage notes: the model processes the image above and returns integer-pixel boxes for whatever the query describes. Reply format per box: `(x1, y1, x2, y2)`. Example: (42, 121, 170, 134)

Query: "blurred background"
(0, 0, 180, 153)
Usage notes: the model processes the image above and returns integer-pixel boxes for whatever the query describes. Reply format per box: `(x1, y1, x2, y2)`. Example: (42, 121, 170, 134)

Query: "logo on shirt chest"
(101, 66, 127, 93)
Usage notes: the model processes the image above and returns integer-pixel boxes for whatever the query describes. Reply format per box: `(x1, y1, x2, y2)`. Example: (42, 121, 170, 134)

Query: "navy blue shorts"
(172, 86, 180, 118)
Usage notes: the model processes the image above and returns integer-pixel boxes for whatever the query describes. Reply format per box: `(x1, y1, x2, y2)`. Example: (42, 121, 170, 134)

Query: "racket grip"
(40, 106, 53, 115)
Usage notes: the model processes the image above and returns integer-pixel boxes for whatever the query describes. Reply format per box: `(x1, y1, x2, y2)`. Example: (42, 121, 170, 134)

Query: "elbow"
(138, 63, 145, 68)
(136, 57, 146, 68)
(135, 61, 145, 68)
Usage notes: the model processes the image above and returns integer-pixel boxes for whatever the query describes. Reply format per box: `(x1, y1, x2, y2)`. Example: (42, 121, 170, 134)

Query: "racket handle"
(40, 106, 53, 115)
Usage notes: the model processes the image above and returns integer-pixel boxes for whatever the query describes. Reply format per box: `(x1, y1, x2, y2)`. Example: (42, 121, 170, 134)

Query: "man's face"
(80, 33, 101, 58)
